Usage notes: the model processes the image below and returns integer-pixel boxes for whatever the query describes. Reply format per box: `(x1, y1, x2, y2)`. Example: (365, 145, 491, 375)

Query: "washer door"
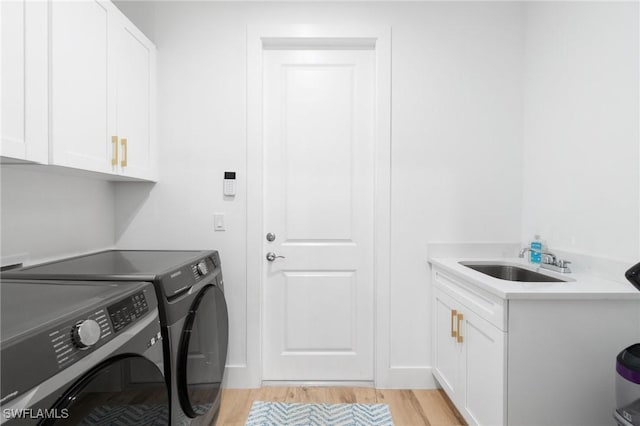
(42, 355, 168, 425)
(177, 284, 229, 418)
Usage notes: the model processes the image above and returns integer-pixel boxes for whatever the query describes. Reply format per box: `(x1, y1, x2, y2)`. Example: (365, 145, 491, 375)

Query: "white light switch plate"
(214, 213, 225, 231)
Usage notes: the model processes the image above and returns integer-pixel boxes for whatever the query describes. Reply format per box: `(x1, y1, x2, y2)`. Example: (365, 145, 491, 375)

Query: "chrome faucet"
(541, 251, 572, 273)
(518, 247, 532, 258)
(518, 247, 572, 273)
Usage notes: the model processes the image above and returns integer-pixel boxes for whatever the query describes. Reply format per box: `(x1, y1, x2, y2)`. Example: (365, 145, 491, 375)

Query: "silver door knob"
(266, 252, 285, 262)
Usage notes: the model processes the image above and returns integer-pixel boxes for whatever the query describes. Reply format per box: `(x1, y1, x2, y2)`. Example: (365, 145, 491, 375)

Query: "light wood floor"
(216, 387, 466, 426)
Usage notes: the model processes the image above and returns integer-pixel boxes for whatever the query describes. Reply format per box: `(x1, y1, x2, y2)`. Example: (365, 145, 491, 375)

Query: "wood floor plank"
(216, 388, 259, 426)
(257, 386, 290, 402)
(376, 389, 432, 426)
(286, 386, 335, 403)
(413, 389, 466, 426)
(281, 386, 378, 404)
(350, 386, 378, 404)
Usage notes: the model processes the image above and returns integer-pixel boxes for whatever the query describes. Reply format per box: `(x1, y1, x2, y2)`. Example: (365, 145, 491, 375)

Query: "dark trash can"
(615, 344, 640, 426)
(615, 262, 640, 426)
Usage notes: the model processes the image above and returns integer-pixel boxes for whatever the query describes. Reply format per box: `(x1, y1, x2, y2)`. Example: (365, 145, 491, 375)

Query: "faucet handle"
(542, 253, 556, 264)
(556, 259, 571, 268)
(518, 247, 530, 258)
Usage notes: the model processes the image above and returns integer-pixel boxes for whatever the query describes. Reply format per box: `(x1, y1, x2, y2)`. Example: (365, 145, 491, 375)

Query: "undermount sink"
(459, 262, 568, 283)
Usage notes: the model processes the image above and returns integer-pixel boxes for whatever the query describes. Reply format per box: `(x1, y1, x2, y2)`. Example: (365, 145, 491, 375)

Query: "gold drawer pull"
(451, 309, 457, 338)
(111, 136, 118, 166)
(120, 138, 128, 167)
(457, 313, 464, 343)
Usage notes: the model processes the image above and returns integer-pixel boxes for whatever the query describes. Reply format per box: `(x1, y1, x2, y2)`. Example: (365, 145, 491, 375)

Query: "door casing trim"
(246, 24, 391, 388)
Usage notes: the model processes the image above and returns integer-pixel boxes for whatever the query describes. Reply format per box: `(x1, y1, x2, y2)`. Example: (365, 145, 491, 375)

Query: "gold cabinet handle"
(451, 309, 458, 338)
(120, 138, 128, 167)
(457, 313, 464, 343)
(111, 136, 118, 166)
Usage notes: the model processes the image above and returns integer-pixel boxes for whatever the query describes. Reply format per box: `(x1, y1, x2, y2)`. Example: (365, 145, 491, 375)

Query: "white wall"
(4, 0, 634, 390)
(522, 2, 640, 264)
(1, 167, 115, 264)
(114, 1, 524, 387)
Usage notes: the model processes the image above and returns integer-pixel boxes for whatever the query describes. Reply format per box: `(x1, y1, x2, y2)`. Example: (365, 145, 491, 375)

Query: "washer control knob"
(72, 319, 101, 349)
(196, 261, 208, 276)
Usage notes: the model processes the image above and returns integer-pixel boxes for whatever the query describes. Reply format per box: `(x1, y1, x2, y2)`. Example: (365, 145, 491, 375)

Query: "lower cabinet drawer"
(433, 269, 507, 331)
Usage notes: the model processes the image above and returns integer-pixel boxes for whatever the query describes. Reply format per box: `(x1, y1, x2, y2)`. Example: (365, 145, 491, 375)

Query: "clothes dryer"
(2, 250, 229, 425)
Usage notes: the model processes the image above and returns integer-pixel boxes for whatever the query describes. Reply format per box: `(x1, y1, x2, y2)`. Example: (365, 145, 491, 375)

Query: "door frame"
(245, 25, 391, 388)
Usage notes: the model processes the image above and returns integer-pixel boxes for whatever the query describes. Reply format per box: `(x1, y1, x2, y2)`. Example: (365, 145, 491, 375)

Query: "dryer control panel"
(108, 291, 149, 332)
(48, 308, 111, 369)
(163, 251, 222, 299)
(48, 291, 149, 370)
(190, 257, 217, 281)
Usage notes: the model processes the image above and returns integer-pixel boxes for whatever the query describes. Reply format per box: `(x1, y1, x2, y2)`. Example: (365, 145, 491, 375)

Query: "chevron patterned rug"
(245, 401, 394, 426)
(78, 403, 210, 425)
(78, 404, 169, 425)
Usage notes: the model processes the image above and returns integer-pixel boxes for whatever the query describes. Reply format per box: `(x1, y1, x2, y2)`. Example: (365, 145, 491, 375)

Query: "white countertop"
(429, 257, 640, 300)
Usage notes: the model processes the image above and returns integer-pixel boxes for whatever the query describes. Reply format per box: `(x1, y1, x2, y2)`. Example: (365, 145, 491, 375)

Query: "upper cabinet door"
(1, 0, 48, 163)
(113, 16, 156, 180)
(1, 0, 26, 159)
(50, 0, 111, 173)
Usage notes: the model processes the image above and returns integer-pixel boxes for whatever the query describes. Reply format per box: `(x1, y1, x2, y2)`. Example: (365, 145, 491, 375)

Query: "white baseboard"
(261, 380, 374, 388)
(223, 365, 261, 389)
(223, 365, 439, 390)
(377, 366, 438, 389)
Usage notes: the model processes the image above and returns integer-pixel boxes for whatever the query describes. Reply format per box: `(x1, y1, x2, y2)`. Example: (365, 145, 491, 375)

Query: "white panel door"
(50, 0, 110, 173)
(262, 49, 375, 381)
(114, 18, 153, 179)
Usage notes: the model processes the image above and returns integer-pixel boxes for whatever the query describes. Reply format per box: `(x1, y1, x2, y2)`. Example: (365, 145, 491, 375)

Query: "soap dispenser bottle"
(530, 235, 542, 264)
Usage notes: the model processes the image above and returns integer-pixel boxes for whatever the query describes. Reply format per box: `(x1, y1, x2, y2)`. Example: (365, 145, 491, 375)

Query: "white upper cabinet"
(50, 0, 110, 173)
(111, 14, 156, 180)
(47, 0, 157, 181)
(1, 0, 48, 163)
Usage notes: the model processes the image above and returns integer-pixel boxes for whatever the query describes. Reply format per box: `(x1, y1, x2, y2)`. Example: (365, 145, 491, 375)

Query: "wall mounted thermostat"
(223, 172, 236, 196)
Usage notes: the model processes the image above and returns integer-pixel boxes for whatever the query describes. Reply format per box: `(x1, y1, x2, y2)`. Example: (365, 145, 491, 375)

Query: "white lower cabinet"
(433, 288, 463, 399)
(462, 307, 505, 425)
(432, 265, 640, 426)
(433, 286, 505, 426)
